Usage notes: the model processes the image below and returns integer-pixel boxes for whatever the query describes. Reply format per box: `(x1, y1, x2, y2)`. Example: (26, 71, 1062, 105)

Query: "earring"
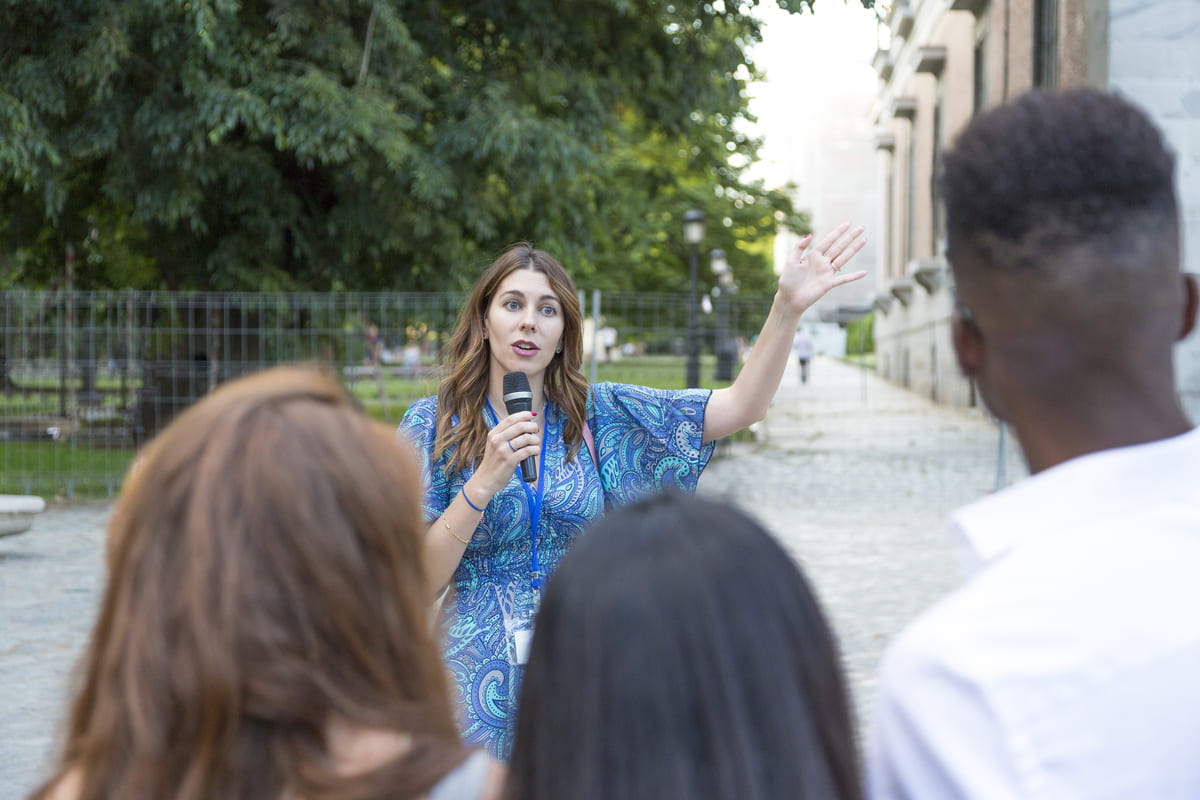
(556, 344, 562, 354)
(483, 329, 488, 340)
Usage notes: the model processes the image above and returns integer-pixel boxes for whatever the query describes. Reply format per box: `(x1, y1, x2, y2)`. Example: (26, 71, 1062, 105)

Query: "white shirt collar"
(949, 426, 1200, 575)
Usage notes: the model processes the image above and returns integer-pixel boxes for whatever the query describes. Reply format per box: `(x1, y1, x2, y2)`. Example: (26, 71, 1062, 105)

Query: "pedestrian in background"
(504, 492, 861, 800)
(397, 226, 866, 757)
(28, 367, 502, 800)
(868, 88, 1200, 799)
(792, 326, 814, 383)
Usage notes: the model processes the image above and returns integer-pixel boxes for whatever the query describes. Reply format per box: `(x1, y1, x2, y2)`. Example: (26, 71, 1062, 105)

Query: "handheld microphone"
(502, 371, 537, 483)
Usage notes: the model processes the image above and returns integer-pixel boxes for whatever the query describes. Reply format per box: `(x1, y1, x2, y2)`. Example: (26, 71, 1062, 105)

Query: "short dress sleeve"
(396, 396, 451, 522)
(588, 381, 716, 508)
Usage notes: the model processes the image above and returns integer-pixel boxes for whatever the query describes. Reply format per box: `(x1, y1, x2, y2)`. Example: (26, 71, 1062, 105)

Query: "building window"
(1033, 0, 1058, 87)
(973, 34, 988, 113)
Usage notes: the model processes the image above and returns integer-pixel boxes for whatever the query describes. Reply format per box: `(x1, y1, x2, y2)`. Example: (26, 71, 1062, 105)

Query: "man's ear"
(1179, 273, 1199, 342)
(952, 310, 984, 377)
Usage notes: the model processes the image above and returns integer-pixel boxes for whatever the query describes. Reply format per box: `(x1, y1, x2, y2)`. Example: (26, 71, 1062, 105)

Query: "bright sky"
(744, 0, 881, 187)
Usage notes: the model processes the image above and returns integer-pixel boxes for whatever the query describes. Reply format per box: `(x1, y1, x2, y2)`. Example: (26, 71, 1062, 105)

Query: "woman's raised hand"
(778, 223, 868, 314)
(469, 411, 541, 501)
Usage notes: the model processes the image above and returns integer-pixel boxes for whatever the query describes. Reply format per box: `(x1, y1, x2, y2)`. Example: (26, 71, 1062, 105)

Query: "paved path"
(0, 357, 1025, 797)
(698, 356, 1025, 734)
(1, 504, 110, 799)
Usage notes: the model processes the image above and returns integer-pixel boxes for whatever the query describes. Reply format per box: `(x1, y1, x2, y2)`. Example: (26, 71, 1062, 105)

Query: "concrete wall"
(872, 0, 1200, 417)
(1105, 0, 1200, 420)
(885, 120, 911, 280)
(875, 281, 973, 407)
(873, 0, 983, 406)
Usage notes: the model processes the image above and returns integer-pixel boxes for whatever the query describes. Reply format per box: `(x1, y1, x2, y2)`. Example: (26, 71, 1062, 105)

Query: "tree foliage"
(0, 0, 863, 293)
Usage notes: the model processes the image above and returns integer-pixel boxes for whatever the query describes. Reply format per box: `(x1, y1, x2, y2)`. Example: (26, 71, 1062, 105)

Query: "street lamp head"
(684, 207, 706, 246)
(710, 248, 728, 276)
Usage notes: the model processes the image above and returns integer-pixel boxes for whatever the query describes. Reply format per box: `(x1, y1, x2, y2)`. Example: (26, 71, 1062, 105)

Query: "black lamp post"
(683, 208, 705, 388)
(711, 249, 736, 382)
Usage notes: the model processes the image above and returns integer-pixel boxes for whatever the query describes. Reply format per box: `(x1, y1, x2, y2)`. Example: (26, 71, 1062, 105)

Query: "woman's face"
(484, 268, 565, 384)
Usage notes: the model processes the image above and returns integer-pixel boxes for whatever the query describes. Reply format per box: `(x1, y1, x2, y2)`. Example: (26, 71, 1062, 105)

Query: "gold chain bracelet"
(442, 517, 472, 546)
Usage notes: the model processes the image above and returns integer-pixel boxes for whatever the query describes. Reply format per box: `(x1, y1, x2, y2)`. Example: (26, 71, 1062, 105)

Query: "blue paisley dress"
(397, 382, 714, 759)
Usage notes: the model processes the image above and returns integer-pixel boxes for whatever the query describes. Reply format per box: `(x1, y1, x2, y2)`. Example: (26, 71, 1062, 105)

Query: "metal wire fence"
(1, 289, 773, 499)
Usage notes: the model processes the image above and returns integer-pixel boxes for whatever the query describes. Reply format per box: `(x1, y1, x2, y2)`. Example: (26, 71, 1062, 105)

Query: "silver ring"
(508, 439, 517, 452)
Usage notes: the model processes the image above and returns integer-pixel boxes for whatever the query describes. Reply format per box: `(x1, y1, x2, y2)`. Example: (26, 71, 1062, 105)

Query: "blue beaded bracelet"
(461, 488, 485, 513)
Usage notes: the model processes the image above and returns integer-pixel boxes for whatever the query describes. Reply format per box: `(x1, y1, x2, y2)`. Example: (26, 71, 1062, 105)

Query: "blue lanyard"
(484, 398, 548, 591)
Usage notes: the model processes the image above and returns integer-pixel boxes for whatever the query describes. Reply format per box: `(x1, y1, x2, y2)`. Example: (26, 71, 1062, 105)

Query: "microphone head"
(502, 370, 531, 397)
(502, 371, 534, 412)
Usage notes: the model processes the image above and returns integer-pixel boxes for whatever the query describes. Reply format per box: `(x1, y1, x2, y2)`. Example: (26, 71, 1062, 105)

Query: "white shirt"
(792, 331, 813, 359)
(867, 427, 1200, 800)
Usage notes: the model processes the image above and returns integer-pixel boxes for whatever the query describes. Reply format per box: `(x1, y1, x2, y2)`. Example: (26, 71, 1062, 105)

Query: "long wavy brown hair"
(29, 367, 467, 800)
(435, 243, 589, 476)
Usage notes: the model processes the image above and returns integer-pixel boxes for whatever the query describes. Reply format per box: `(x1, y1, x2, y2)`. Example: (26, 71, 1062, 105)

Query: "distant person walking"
(792, 327, 814, 383)
(867, 88, 1200, 799)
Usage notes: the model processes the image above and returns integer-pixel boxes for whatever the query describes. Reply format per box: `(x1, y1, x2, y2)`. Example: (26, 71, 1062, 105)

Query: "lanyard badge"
(485, 398, 548, 665)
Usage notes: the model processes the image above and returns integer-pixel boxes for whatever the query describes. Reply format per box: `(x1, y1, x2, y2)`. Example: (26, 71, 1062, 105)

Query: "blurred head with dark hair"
(939, 88, 1197, 471)
(504, 492, 861, 800)
(31, 367, 470, 800)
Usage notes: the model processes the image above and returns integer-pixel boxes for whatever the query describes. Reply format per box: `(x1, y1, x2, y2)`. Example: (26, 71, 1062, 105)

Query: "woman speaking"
(398, 224, 865, 757)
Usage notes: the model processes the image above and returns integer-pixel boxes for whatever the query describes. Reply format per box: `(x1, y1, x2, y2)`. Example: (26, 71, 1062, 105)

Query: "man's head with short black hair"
(943, 89, 1176, 261)
(939, 88, 1196, 471)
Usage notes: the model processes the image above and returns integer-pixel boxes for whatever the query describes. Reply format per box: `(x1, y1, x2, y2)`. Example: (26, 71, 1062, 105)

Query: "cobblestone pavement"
(699, 356, 1025, 737)
(1, 504, 110, 799)
(0, 357, 1026, 797)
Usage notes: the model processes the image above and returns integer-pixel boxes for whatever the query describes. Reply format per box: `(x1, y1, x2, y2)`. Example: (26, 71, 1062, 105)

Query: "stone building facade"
(869, 0, 1200, 418)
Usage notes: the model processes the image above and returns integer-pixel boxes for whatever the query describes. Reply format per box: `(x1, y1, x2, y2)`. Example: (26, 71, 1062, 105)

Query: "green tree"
(846, 310, 875, 354)
(0, 0, 865, 293)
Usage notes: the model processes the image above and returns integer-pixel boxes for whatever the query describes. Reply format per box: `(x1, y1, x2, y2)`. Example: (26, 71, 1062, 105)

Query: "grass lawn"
(3, 355, 741, 501)
(842, 353, 876, 370)
(0, 441, 134, 500)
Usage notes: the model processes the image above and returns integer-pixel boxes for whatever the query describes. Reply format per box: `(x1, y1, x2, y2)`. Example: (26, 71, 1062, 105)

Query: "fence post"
(577, 289, 586, 374)
(58, 287, 68, 417)
(590, 289, 601, 386)
(208, 294, 221, 393)
(66, 248, 76, 428)
(123, 289, 134, 410)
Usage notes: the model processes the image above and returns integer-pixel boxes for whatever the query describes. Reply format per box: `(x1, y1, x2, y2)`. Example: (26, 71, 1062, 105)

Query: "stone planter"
(0, 495, 47, 538)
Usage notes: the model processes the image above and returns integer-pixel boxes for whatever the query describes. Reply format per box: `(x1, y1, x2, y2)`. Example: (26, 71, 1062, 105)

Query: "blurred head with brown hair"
(31, 367, 468, 800)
